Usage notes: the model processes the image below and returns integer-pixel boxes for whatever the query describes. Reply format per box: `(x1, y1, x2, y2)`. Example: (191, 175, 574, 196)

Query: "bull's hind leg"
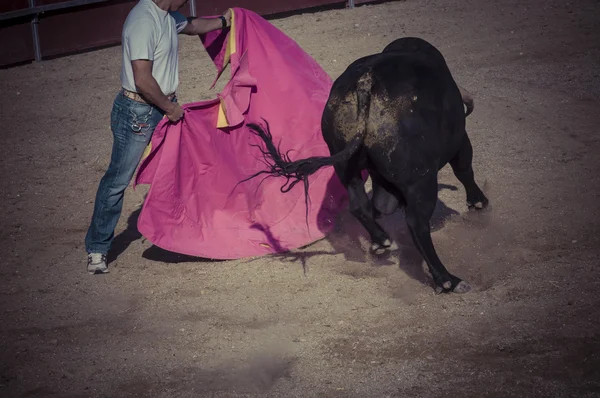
(450, 134, 488, 210)
(403, 176, 471, 294)
(335, 163, 394, 254)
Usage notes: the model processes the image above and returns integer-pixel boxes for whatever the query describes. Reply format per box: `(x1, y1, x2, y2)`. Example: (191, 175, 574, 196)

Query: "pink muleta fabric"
(134, 8, 348, 259)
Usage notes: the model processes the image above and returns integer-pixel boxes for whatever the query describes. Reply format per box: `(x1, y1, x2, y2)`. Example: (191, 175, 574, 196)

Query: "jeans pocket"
(129, 102, 155, 138)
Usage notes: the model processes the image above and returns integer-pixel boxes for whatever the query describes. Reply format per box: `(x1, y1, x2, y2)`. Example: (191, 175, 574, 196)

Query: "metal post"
(29, 0, 42, 62)
(0, 0, 112, 21)
(189, 0, 196, 17)
(347, 0, 355, 8)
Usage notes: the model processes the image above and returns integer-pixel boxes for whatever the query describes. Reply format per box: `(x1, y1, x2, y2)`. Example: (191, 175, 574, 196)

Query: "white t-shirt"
(120, 0, 188, 95)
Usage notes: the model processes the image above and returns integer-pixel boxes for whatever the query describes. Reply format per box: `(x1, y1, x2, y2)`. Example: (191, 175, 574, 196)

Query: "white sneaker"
(87, 253, 108, 274)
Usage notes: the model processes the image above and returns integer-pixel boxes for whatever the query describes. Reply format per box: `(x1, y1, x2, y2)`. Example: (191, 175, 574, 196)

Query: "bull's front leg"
(403, 176, 471, 294)
(449, 134, 489, 210)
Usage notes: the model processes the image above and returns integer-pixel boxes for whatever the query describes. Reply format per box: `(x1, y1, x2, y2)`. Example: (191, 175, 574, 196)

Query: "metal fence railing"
(0, 0, 366, 67)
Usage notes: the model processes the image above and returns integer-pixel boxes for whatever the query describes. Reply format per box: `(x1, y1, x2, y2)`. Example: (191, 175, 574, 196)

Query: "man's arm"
(180, 9, 232, 35)
(124, 18, 183, 121)
(132, 59, 183, 122)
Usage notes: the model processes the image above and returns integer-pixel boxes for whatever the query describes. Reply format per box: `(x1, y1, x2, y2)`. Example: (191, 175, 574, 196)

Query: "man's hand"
(132, 59, 179, 119)
(165, 102, 184, 122)
(222, 9, 232, 27)
(182, 9, 233, 35)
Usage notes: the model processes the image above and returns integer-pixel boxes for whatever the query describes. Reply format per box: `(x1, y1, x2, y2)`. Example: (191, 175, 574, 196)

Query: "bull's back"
(323, 51, 466, 177)
(365, 56, 450, 175)
(325, 52, 461, 139)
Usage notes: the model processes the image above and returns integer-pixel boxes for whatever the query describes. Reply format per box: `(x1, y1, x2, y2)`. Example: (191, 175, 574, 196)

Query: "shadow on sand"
(242, 177, 462, 288)
(109, 176, 461, 289)
(107, 206, 219, 265)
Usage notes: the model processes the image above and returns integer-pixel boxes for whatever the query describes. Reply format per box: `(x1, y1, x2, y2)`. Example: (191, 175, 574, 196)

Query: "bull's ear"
(456, 84, 474, 117)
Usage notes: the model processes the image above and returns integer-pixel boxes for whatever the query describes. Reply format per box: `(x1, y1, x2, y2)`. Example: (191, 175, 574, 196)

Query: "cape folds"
(134, 8, 348, 259)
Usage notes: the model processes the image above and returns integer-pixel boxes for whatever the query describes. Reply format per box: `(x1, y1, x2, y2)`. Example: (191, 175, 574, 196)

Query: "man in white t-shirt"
(85, 0, 232, 273)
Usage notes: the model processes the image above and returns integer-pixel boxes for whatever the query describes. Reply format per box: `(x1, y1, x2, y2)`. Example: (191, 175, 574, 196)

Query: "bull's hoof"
(434, 279, 471, 294)
(370, 239, 398, 255)
(467, 196, 489, 210)
(453, 281, 471, 293)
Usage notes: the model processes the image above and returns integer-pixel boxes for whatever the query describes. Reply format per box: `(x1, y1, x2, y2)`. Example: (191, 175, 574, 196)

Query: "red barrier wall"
(0, 0, 376, 67)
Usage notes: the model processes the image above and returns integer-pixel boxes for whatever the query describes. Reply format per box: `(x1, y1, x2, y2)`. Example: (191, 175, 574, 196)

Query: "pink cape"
(134, 8, 348, 259)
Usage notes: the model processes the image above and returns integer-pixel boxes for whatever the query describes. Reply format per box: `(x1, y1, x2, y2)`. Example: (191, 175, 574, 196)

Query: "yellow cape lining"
(217, 9, 236, 128)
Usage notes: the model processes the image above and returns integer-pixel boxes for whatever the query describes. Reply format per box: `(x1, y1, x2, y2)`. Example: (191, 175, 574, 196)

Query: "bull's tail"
(242, 74, 372, 225)
(242, 119, 364, 224)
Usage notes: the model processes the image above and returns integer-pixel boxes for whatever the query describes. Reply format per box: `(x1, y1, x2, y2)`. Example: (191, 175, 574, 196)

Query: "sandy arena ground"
(1, 0, 600, 396)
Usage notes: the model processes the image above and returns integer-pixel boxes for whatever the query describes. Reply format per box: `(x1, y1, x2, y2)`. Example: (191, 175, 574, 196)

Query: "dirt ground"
(1, 0, 600, 396)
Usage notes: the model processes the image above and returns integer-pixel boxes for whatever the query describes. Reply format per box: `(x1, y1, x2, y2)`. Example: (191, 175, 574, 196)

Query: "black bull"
(244, 37, 489, 294)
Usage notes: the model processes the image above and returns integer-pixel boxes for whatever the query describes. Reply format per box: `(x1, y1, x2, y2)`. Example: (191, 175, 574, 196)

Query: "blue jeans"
(85, 91, 173, 254)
